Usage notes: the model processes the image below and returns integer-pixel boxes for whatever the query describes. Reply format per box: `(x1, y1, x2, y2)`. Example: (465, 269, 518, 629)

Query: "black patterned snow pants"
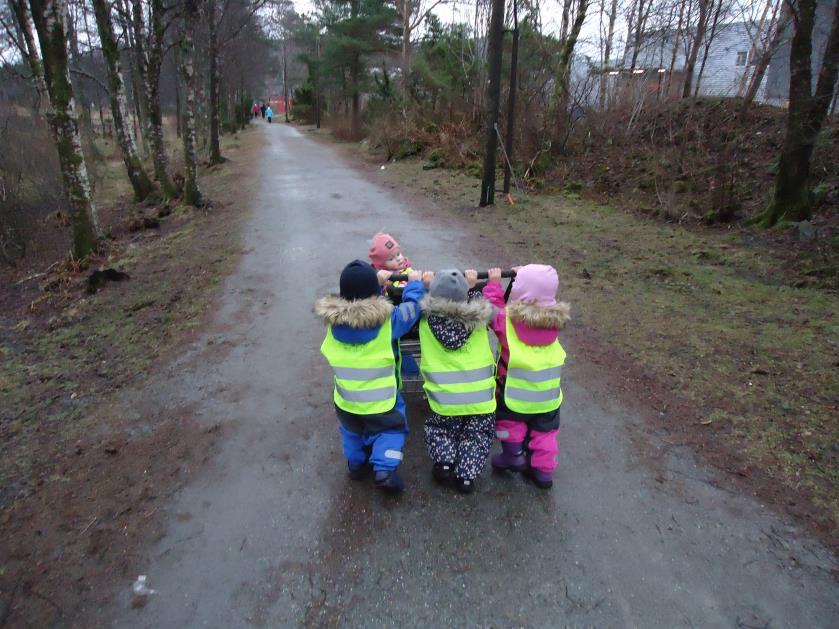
(424, 412, 496, 481)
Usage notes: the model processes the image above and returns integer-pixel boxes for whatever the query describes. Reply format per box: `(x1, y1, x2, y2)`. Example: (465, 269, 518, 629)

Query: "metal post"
(479, 0, 506, 207)
(503, 0, 519, 195)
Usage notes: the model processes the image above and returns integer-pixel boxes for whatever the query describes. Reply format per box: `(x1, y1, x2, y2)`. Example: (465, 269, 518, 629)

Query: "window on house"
(736, 51, 748, 66)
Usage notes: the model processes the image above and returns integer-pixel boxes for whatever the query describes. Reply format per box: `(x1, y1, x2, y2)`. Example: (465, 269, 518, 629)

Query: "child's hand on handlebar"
(422, 271, 434, 287)
(377, 270, 392, 287)
(407, 270, 422, 283)
(488, 267, 502, 282)
(465, 269, 478, 288)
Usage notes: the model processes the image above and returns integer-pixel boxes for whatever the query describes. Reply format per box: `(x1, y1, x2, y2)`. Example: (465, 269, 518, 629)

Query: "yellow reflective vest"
(321, 319, 397, 415)
(503, 317, 566, 413)
(419, 318, 497, 416)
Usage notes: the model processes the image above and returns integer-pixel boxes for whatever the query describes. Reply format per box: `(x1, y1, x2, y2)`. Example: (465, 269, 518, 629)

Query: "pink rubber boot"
(526, 429, 559, 489)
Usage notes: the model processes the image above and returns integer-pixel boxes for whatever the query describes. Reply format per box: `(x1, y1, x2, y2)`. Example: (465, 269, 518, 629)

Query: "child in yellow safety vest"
(315, 260, 429, 493)
(483, 265, 571, 489)
(419, 269, 496, 493)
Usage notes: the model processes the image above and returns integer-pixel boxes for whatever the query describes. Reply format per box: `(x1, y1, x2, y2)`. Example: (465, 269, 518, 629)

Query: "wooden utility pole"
(503, 0, 519, 195)
(315, 32, 321, 129)
(479, 0, 506, 206)
(282, 33, 289, 122)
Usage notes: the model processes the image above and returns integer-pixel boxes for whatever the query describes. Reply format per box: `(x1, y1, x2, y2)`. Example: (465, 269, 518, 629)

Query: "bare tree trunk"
(142, 0, 177, 197)
(115, 0, 148, 156)
(623, 0, 636, 67)
(682, 0, 710, 98)
(91, 0, 154, 201)
(349, 0, 361, 139)
(29, 0, 100, 258)
(174, 38, 182, 139)
(629, 0, 648, 71)
(208, 0, 223, 164)
(762, 0, 839, 226)
(737, 0, 775, 97)
(282, 33, 289, 123)
(64, 3, 98, 157)
(599, 0, 619, 108)
(693, 0, 724, 97)
(549, 0, 590, 143)
(743, 2, 789, 107)
(180, 0, 202, 206)
(9, 0, 50, 111)
(560, 0, 571, 40)
(399, 0, 412, 104)
(665, 0, 687, 97)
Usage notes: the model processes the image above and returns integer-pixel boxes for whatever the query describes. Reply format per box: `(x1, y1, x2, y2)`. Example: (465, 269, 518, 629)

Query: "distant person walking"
(251, 102, 259, 119)
(265, 105, 273, 123)
(260, 103, 266, 119)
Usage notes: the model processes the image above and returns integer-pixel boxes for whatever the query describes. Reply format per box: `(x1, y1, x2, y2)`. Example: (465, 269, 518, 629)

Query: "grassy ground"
(0, 125, 262, 625)
(330, 134, 838, 543)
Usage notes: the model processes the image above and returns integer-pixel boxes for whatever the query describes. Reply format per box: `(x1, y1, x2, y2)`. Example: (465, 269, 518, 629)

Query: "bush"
(0, 107, 66, 267)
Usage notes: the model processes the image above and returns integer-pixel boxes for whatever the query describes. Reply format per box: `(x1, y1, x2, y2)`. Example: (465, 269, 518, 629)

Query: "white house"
(610, 0, 837, 106)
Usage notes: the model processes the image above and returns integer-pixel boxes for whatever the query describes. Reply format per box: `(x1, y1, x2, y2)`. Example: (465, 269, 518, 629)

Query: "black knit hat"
(339, 260, 380, 301)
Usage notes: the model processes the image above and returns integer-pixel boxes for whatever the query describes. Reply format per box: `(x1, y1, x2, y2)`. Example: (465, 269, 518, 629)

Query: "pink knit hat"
(368, 232, 410, 270)
(509, 264, 559, 306)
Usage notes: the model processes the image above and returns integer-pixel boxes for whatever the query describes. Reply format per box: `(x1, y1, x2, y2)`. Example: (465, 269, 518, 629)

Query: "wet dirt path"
(111, 124, 837, 627)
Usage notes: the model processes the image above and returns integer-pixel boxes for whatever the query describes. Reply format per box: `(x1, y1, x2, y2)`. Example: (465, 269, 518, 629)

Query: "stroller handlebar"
(387, 269, 516, 283)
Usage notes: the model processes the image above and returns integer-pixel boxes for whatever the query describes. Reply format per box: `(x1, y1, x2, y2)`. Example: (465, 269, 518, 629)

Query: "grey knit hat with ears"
(429, 269, 468, 302)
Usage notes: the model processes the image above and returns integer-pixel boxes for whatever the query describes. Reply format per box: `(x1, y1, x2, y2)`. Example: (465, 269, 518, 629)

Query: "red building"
(268, 97, 293, 114)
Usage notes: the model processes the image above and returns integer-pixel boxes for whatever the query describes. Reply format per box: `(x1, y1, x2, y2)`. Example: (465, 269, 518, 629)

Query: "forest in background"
(0, 0, 837, 269)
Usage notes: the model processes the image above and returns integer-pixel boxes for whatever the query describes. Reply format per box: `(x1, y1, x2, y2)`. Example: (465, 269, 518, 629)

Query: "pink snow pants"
(495, 419, 559, 473)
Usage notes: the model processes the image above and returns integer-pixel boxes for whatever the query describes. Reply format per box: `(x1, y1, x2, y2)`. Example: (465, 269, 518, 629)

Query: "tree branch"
(70, 67, 110, 94)
(218, 0, 269, 48)
(0, 11, 27, 59)
(410, 0, 446, 30)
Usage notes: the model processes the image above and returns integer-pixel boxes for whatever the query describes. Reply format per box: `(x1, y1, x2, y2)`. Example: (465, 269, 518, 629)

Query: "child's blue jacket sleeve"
(391, 280, 425, 339)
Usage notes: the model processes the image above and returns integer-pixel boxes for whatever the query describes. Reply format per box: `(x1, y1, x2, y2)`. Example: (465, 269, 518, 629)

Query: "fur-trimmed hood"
(421, 295, 494, 328)
(314, 295, 393, 328)
(507, 300, 571, 330)
(421, 295, 493, 351)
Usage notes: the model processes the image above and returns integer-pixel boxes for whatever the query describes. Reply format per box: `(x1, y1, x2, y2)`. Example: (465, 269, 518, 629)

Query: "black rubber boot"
(347, 462, 369, 481)
(454, 477, 476, 494)
(374, 470, 405, 493)
(432, 462, 453, 484)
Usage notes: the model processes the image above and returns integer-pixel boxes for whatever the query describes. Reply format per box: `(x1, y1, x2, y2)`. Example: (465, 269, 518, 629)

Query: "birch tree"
(7, 0, 50, 109)
(180, 0, 202, 206)
(28, 0, 100, 258)
(393, 0, 445, 100)
(145, 0, 178, 197)
(91, 0, 155, 201)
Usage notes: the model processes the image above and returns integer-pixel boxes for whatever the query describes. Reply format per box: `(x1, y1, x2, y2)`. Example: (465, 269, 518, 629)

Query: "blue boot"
(375, 469, 405, 493)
